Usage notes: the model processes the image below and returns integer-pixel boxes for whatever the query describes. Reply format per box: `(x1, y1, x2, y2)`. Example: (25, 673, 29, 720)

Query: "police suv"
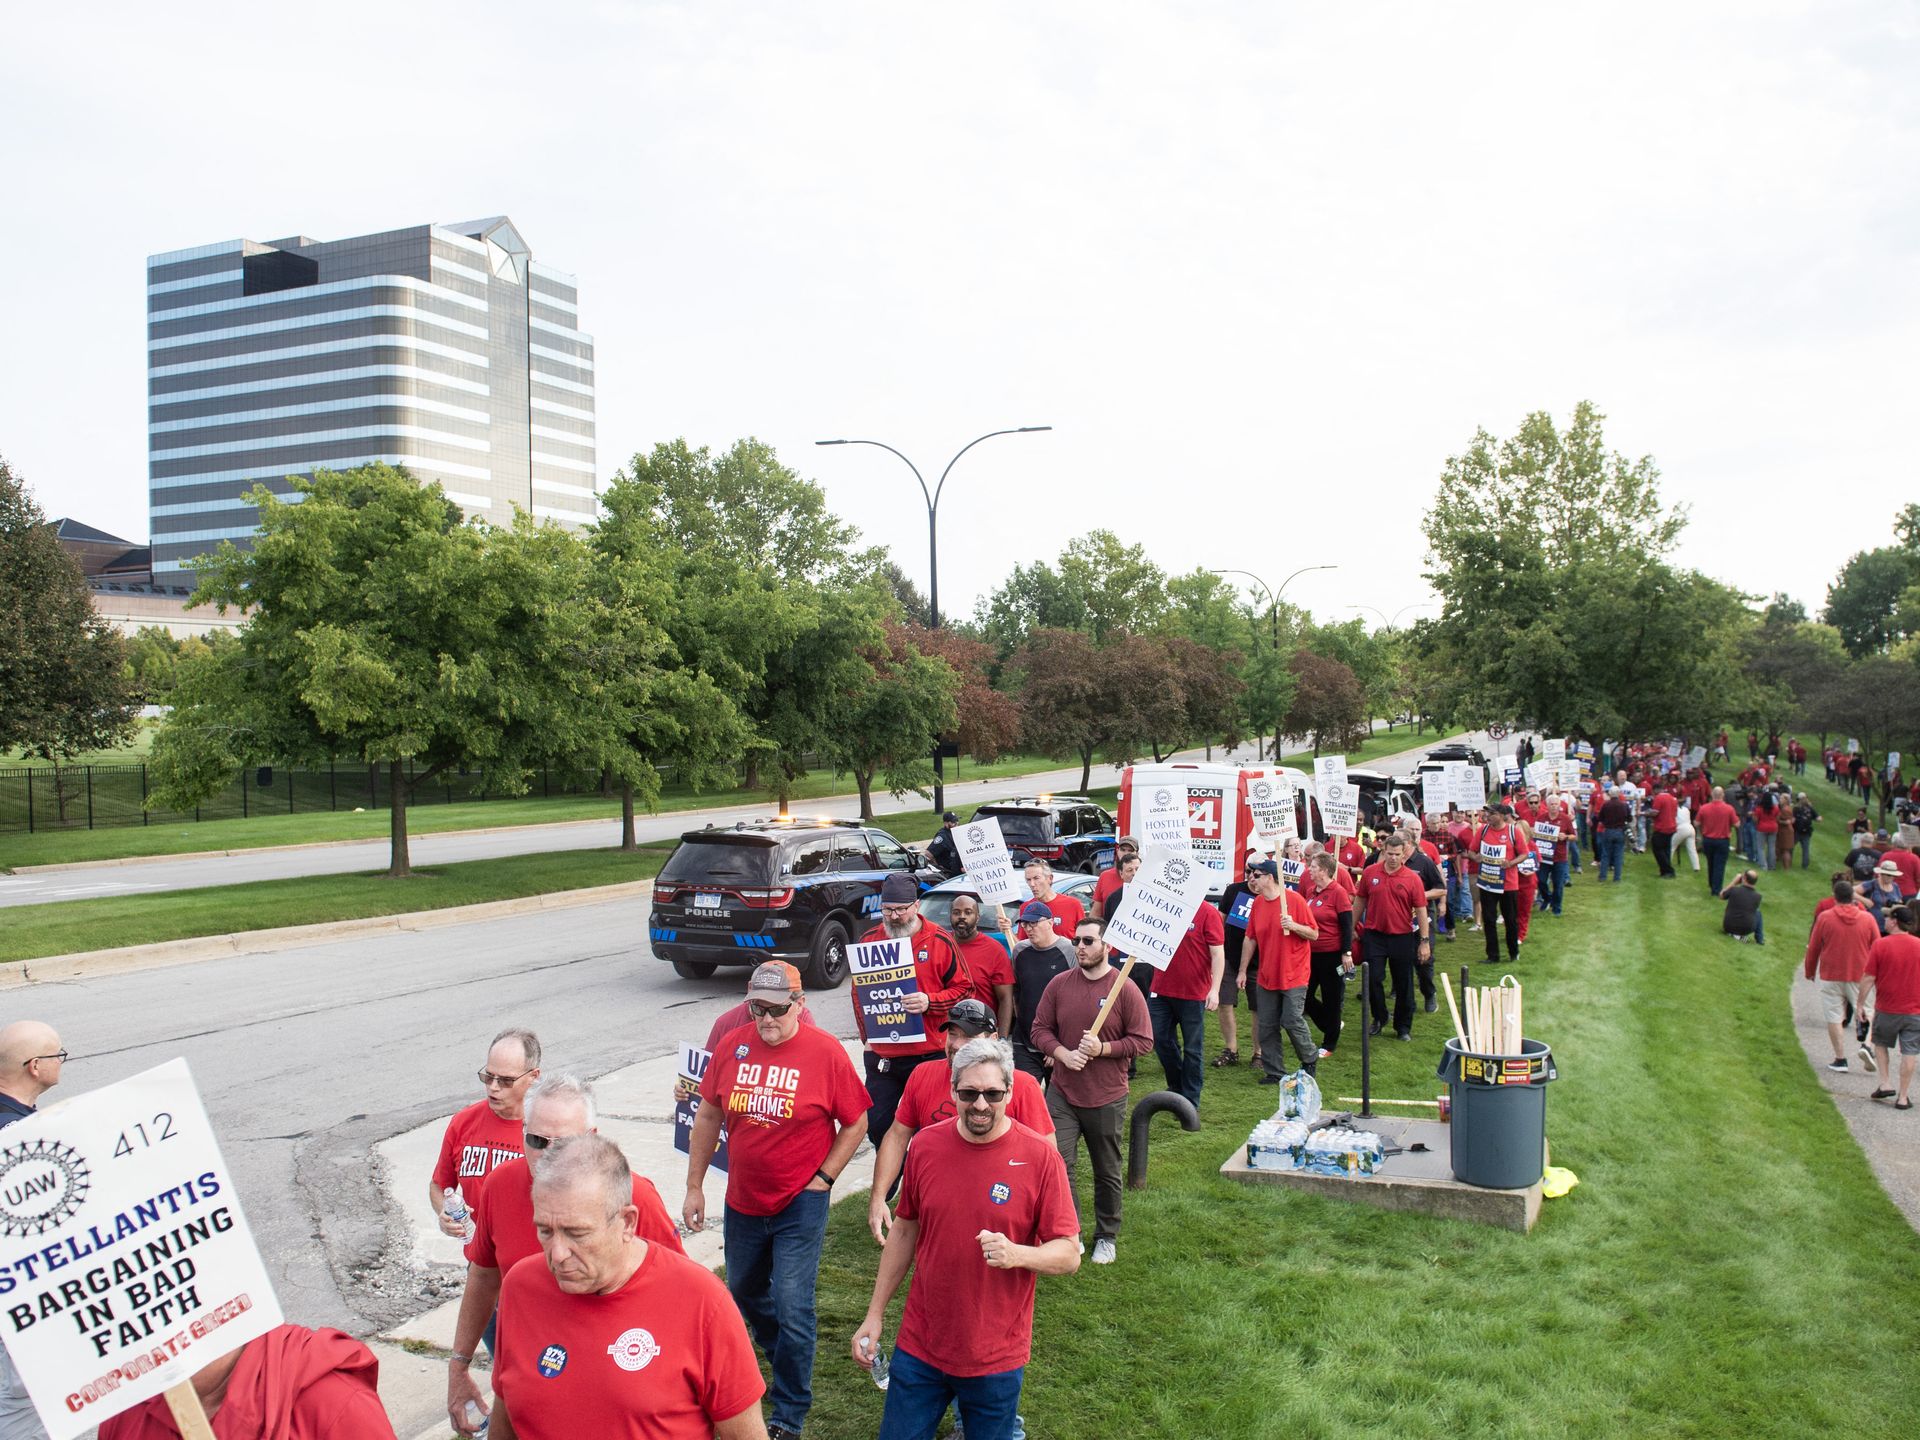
(648, 818, 942, 987)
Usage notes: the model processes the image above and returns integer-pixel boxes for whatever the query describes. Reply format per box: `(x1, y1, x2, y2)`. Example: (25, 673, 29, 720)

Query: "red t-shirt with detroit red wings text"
(700, 1024, 869, 1216)
(495, 1243, 764, 1440)
(468, 1156, 684, 1275)
(432, 1100, 525, 1213)
(892, 1120, 1080, 1377)
(1150, 902, 1226, 1002)
(893, 1055, 1054, 1135)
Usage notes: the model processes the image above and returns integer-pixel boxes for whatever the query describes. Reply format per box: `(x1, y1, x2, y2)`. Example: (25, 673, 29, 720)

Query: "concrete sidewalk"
(371, 1042, 874, 1440)
(1788, 972, 1919, 1230)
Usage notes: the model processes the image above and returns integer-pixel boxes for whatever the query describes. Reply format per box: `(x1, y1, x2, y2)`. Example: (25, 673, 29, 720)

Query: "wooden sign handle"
(1087, 957, 1137, 1040)
(164, 1380, 217, 1440)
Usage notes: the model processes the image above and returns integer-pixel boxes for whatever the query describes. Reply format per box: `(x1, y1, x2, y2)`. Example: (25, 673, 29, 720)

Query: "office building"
(146, 216, 595, 574)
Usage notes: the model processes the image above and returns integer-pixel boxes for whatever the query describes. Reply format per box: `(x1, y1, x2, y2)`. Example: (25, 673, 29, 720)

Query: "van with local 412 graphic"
(1116, 762, 1323, 897)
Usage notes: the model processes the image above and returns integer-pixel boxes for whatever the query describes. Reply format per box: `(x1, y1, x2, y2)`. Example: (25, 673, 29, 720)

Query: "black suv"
(649, 819, 941, 987)
(969, 796, 1116, 872)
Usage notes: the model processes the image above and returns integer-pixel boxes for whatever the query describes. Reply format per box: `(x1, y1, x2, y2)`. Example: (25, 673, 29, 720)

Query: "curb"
(0, 878, 657, 989)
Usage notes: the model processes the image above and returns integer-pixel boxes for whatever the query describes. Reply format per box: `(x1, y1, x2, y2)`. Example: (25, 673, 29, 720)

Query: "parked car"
(968, 796, 1117, 873)
(648, 818, 940, 987)
(916, 870, 1101, 948)
(1347, 768, 1418, 832)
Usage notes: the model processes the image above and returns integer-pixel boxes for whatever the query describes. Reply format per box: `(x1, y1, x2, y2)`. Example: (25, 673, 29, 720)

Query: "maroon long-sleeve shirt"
(1030, 964, 1153, 1108)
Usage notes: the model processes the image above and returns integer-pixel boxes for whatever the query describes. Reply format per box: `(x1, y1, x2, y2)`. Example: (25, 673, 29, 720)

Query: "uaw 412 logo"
(1250, 779, 1274, 802)
(1164, 856, 1192, 888)
(966, 825, 986, 846)
(0, 1137, 92, 1238)
(607, 1327, 661, 1372)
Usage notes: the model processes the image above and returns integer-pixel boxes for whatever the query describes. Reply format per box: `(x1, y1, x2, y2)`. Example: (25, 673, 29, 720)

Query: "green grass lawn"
(794, 748, 1917, 1438)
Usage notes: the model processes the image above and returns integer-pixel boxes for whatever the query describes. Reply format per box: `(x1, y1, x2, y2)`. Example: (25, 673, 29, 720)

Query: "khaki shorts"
(1819, 979, 1860, 1025)
(1871, 1011, 1920, 1057)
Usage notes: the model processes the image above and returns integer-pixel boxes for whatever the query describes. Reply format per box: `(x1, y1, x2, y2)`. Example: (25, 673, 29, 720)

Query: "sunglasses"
(478, 1069, 531, 1088)
(748, 999, 795, 1018)
(1072, 936, 1102, 946)
(954, 1087, 1010, 1105)
(524, 1131, 555, 1151)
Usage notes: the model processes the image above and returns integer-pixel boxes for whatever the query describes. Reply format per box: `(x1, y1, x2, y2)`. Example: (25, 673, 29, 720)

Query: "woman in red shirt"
(1297, 853, 1355, 1058)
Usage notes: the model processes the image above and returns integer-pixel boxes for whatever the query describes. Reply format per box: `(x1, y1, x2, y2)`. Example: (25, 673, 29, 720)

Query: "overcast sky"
(3, 1, 1914, 628)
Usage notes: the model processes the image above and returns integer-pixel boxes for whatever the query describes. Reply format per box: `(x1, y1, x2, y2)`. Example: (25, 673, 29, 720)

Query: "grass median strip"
(796, 752, 1918, 1438)
(0, 846, 672, 965)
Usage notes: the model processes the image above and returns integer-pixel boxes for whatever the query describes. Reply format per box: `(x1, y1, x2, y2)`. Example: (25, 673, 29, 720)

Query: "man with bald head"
(0, 1020, 64, 1128)
(491, 1135, 767, 1440)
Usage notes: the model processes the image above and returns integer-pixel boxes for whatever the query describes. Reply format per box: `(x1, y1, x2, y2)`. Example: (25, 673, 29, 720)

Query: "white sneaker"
(1091, 1238, 1117, 1265)
(1859, 1044, 1878, 1073)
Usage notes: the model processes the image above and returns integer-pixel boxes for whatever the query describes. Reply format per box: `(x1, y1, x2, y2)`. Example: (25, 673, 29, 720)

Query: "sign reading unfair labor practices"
(1103, 845, 1215, 969)
(1136, 783, 1191, 853)
(848, 939, 926, 1044)
(1319, 780, 1360, 838)
(955, 816, 1023, 906)
(0, 1059, 283, 1440)
(673, 1045, 727, 1174)
(1245, 773, 1297, 845)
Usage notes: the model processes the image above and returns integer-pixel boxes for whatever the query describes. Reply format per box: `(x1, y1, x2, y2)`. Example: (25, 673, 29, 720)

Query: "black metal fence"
(0, 760, 619, 834)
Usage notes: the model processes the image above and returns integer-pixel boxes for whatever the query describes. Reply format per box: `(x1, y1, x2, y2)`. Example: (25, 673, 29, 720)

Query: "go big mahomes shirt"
(700, 1023, 869, 1215)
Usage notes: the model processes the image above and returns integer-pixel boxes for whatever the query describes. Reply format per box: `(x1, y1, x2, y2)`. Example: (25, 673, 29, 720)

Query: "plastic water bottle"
(442, 1186, 471, 1237)
(860, 1337, 890, 1390)
(462, 1400, 490, 1434)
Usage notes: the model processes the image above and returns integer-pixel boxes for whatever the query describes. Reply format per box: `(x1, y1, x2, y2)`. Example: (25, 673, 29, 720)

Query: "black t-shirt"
(1216, 881, 1253, 966)
(1011, 939, 1074, 1051)
(1405, 851, 1445, 895)
(1721, 886, 1761, 934)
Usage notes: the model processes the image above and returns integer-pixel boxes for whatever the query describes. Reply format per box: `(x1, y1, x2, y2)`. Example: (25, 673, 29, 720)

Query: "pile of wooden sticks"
(1441, 972, 1523, 1055)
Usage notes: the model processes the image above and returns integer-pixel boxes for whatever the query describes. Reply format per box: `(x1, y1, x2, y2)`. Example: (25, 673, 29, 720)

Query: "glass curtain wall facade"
(146, 216, 595, 574)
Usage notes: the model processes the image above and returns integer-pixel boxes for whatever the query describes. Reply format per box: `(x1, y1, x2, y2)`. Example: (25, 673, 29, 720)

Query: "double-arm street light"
(1209, 564, 1338, 761)
(1349, 601, 1434, 631)
(816, 426, 1052, 813)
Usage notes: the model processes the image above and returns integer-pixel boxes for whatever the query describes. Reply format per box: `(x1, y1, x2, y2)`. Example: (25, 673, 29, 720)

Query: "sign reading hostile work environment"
(0, 1059, 283, 1440)
(849, 939, 926, 1044)
(955, 816, 1023, 906)
(1136, 783, 1191, 853)
(1104, 844, 1215, 969)
(1244, 773, 1297, 845)
(672, 1045, 727, 1174)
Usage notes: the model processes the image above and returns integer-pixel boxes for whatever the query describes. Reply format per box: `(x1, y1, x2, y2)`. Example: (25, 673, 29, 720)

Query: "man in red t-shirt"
(1147, 894, 1226, 1104)
(1091, 835, 1139, 914)
(1883, 839, 1920, 900)
(685, 963, 869, 1439)
(856, 872, 975, 1143)
(1471, 806, 1523, 967)
(1650, 786, 1680, 879)
(868, 998, 1053, 1244)
(496, 1135, 767, 1440)
(1695, 785, 1739, 897)
(1356, 834, 1434, 1041)
(448, 1075, 684, 1433)
(853, 1037, 1080, 1438)
(948, 890, 1015, 1034)
(1862, 909, 1920, 1109)
(101, 1325, 397, 1440)
(1240, 858, 1320, 1079)
(1336, 835, 1367, 886)
(1019, 859, 1087, 940)
(432, 1028, 543, 1240)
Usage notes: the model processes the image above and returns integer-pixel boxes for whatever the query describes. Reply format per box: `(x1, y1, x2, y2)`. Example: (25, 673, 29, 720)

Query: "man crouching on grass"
(853, 1037, 1080, 1440)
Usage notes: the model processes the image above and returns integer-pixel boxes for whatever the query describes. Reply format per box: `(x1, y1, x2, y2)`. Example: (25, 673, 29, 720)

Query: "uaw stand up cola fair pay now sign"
(849, 940, 927, 1044)
(0, 1059, 282, 1439)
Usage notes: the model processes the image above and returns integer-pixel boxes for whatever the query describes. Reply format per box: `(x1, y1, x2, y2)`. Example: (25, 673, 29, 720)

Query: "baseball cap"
(1019, 900, 1054, 922)
(1116, 834, 1141, 852)
(942, 811, 959, 822)
(746, 961, 802, 997)
(941, 998, 998, 1035)
(880, 873, 920, 904)
(1247, 858, 1279, 879)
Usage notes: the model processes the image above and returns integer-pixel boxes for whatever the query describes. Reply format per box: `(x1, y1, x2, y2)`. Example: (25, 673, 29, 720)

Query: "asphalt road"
(4, 729, 1456, 909)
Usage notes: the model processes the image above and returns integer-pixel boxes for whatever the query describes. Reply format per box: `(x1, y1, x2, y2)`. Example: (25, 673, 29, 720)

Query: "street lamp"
(1208, 564, 1337, 759)
(816, 426, 1052, 812)
(1349, 601, 1435, 631)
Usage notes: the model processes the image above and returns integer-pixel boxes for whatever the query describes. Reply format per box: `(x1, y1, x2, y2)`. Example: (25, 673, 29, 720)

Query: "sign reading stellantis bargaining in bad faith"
(0, 1059, 283, 1440)
(955, 816, 1023, 906)
(1103, 844, 1215, 969)
(1136, 783, 1191, 852)
(849, 939, 926, 1043)
(1421, 773, 1451, 816)
(1244, 773, 1297, 844)
(673, 1045, 727, 1174)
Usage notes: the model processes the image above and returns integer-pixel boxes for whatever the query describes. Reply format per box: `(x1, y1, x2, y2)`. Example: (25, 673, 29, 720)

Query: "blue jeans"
(1598, 831, 1626, 882)
(1538, 859, 1568, 914)
(1738, 819, 1758, 859)
(1149, 993, 1207, 1104)
(880, 1344, 1024, 1440)
(725, 1188, 830, 1433)
(1449, 869, 1476, 923)
(1799, 834, 1812, 868)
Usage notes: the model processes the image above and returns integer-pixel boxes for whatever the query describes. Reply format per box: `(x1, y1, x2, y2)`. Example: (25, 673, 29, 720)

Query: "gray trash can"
(1436, 1037, 1557, 1189)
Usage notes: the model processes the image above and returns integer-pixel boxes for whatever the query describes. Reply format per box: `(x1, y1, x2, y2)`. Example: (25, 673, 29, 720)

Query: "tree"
(1011, 629, 1123, 791)
(1822, 545, 1918, 656)
(892, 622, 1022, 763)
(123, 626, 238, 706)
(974, 558, 1090, 658)
(1057, 531, 1168, 643)
(1308, 618, 1396, 720)
(1280, 649, 1368, 755)
(1742, 618, 1847, 743)
(150, 464, 615, 876)
(878, 560, 933, 627)
(0, 458, 138, 759)
(820, 623, 960, 819)
(1162, 570, 1245, 652)
(1804, 657, 1920, 819)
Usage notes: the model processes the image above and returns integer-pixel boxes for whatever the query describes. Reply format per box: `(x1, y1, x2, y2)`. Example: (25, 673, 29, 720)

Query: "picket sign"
(1090, 845, 1212, 1036)
(163, 1385, 216, 1440)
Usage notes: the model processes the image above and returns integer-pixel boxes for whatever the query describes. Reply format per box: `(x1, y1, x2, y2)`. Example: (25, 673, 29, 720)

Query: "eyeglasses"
(524, 1131, 554, 1151)
(478, 1069, 531, 1089)
(748, 999, 795, 1018)
(1072, 937, 1102, 946)
(954, 1087, 1010, 1105)
(26, 1050, 68, 1066)
(880, 904, 917, 917)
